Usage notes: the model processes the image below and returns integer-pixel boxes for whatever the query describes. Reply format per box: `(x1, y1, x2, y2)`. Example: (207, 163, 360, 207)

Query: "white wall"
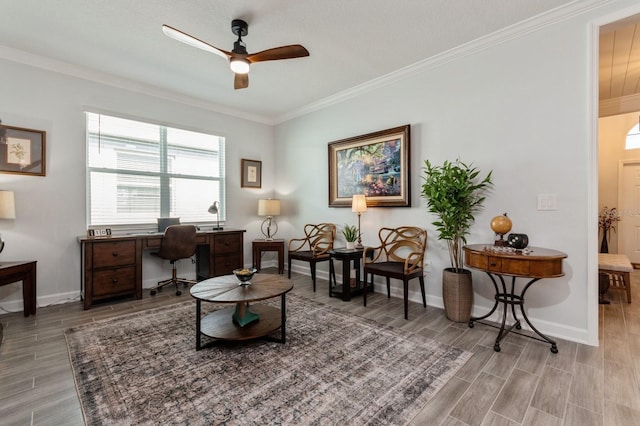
(274, 0, 640, 345)
(0, 58, 275, 310)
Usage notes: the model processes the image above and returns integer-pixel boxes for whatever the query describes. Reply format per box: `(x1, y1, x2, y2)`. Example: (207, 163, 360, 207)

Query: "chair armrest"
(288, 237, 309, 252)
(363, 245, 384, 264)
(404, 252, 424, 274)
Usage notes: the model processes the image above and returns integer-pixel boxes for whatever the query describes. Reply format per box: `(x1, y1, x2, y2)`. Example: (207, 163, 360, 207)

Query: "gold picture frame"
(328, 124, 410, 207)
(0, 124, 46, 176)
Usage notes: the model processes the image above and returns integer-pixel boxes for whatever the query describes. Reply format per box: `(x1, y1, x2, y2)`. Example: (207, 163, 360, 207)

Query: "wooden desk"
(79, 229, 245, 309)
(463, 244, 567, 353)
(0, 261, 37, 316)
(252, 239, 284, 274)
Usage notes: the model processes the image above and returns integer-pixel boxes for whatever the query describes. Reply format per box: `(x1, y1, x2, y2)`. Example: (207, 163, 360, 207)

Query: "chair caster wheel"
(150, 290, 156, 296)
(176, 290, 182, 296)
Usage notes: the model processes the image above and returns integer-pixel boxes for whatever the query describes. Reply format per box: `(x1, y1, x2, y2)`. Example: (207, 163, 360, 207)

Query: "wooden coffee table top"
(190, 273, 293, 304)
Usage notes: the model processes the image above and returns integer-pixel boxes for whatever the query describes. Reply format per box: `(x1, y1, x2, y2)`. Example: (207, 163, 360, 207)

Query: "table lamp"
(352, 194, 367, 249)
(258, 199, 281, 240)
(208, 201, 223, 230)
(0, 190, 16, 254)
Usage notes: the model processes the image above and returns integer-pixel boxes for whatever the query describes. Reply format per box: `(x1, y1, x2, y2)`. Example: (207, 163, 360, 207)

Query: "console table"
(463, 244, 567, 353)
(0, 261, 37, 316)
(79, 229, 244, 309)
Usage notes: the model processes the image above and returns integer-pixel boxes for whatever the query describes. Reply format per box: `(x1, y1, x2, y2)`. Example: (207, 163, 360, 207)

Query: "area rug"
(65, 295, 471, 425)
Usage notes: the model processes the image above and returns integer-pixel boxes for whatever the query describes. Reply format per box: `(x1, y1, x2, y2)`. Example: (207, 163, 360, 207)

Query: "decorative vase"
(600, 228, 609, 253)
(442, 268, 473, 323)
(346, 241, 355, 250)
(507, 233, 529, 250)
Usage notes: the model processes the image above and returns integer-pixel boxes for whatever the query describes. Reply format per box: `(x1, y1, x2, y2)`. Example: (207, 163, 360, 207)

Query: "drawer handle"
(490, 262, 497, 266)
(112, 278, 119, 284)
(112, 251, 119, 257)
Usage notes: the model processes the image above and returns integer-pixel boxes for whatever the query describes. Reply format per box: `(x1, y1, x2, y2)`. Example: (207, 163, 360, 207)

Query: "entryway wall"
(598, 111, 640, 254)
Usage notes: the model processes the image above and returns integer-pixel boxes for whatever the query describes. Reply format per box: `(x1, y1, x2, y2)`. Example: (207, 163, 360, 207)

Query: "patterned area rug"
(65, 295, 471, 425)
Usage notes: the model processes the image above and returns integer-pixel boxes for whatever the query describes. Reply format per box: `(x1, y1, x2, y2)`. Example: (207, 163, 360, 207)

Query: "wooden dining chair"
(288, 223, 336, 291)
(363, 226, 427, 319)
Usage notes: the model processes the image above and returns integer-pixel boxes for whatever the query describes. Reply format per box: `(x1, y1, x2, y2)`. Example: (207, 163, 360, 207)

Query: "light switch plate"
(537, 194, 557, 211)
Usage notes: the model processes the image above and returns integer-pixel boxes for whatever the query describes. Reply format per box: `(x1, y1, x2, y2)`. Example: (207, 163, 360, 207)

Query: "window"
(86, 112, 225, 227)
(625, 121, 640, 150)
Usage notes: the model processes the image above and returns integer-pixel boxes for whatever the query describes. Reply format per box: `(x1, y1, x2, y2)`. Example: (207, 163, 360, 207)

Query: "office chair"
(150, 224, 197, 296)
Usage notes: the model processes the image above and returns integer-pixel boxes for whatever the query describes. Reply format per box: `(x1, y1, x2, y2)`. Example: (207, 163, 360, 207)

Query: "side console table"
(0, 261, 37, 316)
(463, 244, 567, 353)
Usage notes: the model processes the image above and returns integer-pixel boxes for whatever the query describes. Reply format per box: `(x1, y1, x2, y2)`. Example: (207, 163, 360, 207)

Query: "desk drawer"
(92, 241, 136, 268)
(214, 234, 242, 255)
(214, 254, 242, 276)
(93, 267, 136, 297)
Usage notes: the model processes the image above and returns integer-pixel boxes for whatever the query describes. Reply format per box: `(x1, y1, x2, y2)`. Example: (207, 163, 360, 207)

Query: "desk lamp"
(208, 201, 223, 230)
(258, 199, 281, 240)
(351, 194, 367, 249)
(0, 191, 16, 253)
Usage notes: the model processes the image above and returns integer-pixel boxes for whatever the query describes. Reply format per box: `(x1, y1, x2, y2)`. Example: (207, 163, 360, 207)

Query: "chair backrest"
(289, 223, 336, 255)
(157, 224, 197, 261)
(376, 226, 427, 271)
(305, 223, 336, 254)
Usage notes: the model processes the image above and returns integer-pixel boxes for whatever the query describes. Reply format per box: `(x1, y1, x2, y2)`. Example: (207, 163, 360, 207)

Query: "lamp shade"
(258, 199, 281, 216)
(351, 194, 367, 213)
(208, 201, 220, 215)
(0, 191, 16, 219)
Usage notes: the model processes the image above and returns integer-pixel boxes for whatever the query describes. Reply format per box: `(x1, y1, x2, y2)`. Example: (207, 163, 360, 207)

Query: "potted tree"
(342, 224, 358, 249)
(421, 159, 493, 322)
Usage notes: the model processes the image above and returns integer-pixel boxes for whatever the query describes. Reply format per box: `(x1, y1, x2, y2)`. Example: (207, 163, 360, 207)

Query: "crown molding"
(0, 45, 274, 125)
(275, 0, 613, 124)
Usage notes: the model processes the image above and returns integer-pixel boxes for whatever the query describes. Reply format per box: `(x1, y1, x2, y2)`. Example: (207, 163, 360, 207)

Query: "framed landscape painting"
(328, 124, 410, 207)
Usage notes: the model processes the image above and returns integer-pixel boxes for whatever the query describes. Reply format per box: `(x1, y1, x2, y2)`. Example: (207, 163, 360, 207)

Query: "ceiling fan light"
(230, 58, 250, 74)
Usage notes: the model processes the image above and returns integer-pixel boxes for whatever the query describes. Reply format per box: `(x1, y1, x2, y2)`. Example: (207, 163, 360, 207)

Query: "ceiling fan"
(162, 19, 309, 90)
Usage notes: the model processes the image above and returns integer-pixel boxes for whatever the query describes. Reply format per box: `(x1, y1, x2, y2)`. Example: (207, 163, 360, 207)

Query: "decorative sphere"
(491, 213, 512, 235)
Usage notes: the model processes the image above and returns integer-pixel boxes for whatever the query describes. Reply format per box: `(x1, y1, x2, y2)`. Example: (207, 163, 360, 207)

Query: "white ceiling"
(0, 0, 596, 123)
(600, 14, 640, 102)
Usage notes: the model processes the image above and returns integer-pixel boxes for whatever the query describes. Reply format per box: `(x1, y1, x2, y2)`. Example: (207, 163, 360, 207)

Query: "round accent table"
(190, 273, 293, 350)
(463, 244, 567, 353)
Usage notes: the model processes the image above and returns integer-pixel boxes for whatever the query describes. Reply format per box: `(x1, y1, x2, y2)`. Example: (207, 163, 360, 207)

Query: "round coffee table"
(190, 273, 293, 350)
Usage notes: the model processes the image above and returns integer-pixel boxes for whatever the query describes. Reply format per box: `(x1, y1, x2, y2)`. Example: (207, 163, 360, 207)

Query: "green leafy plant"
(421, 159, 493, 271)
(342, 224, 358, 242)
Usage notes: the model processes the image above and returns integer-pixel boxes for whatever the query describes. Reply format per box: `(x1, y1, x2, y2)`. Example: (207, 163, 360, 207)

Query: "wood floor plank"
(563, 403, 603, 426)
(568, 362, 604, 414)
(491, 368, 540, 423)
(530, 366, 573, 418)
(604, 360, 640, 411)
(449, 371, 505, 426)
(604, 399, 640, 426)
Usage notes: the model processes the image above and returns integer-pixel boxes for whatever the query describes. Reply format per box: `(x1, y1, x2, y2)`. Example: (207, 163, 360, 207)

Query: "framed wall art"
(328, 124, 410, 207)
(0, 124, 46, 176)
(241, 158, 262, 188)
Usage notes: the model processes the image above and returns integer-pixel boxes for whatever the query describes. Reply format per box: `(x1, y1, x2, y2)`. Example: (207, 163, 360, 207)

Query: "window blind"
(86, 112, 225, 227)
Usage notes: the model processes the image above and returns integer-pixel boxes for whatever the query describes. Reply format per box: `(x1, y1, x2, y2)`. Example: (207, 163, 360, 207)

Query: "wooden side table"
(0, 261, 37, 316)
(252, 239, 285, 274)
(328, 248, 369, 301)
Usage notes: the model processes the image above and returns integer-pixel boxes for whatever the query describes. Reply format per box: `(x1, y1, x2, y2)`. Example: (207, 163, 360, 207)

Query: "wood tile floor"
(1, 269, 639, 425)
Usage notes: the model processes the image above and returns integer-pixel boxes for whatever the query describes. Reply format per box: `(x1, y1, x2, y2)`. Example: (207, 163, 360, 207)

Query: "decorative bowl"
(233, 268, 257, 285)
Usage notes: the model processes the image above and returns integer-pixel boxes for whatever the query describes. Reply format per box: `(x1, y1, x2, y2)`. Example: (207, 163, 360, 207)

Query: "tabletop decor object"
(208, 200, 223, 230)
(490, 213, 512, 246)
(0, 190, 16, 253)
(233, 268, 257, 285)
(351, 194, 367, 248)
(507, 233, 528, 250)
(598, 206, 620, 253)
(342, 224, 358, 249)
(421, 158, 493, 322)
(258, 198, 281, 240)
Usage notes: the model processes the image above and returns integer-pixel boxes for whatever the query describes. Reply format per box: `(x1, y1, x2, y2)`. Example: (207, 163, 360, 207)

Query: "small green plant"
(342, 224, 358, 242)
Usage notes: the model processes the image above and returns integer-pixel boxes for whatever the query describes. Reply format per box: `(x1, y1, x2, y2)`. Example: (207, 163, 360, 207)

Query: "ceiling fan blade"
(247, 45, 309, 63)
(162, 25, 230, 60)
(234, 73, 249, 90)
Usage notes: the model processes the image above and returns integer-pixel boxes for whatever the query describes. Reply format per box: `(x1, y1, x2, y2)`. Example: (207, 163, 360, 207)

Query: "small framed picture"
(241, 159, 262, 188)
(0, 124, 46, 176)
